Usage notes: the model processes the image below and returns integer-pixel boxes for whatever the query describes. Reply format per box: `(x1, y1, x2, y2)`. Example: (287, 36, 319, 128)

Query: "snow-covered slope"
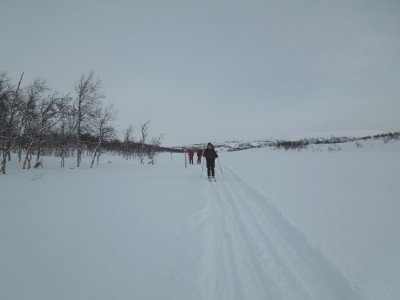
(222, 138, 400, 300)
(1, 138, 399, 299)
(291, 129, 384, 139)
(178, 131, 398, 152)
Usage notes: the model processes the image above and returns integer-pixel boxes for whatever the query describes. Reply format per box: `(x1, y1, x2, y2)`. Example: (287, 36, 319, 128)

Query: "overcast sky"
(1, 0, 399, 146)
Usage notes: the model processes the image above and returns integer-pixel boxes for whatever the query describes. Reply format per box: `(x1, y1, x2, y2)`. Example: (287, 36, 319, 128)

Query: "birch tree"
(122, 124, 134, 160)
(32, 91, 64, 167)
(21, 78, 49, 169)
(1, 72, 24, 175)
(90, 104, 116, 168)
(56, 95, 74, 168)
(147, 134, 163, 164)
(138, 120, 150, 164)
(74, 71, 103, 167)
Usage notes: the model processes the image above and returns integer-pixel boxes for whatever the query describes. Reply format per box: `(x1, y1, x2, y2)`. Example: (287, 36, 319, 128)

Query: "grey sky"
(1, 0, 399, 145)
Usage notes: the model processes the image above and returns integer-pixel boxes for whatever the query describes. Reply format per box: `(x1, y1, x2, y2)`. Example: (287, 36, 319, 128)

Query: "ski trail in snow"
(173, 169, 364, 300)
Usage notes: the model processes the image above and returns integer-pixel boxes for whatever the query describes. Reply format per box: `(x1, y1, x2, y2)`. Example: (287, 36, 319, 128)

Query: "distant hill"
(175, 131, 400, 152)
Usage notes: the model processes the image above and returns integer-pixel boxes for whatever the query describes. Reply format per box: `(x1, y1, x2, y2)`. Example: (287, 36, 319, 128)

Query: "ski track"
(174, 168, 365, 300)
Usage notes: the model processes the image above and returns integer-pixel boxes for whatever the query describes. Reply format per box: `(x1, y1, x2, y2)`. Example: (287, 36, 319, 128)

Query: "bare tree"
(147, 134, 164, 164)
(20, 78, 50, 169)
(0, 73, 11, 145)
(55, 94, 74, 168)
(90, 104, 116, 168)
(1, 72, 24, 175)
(33, 91, 65, 166)
(0, 73, 11, 138)
(138, 120, 150, 164)
(122, 124, 134, 160)
(1, 71, 176, 173)
(74, 71, 104, 167)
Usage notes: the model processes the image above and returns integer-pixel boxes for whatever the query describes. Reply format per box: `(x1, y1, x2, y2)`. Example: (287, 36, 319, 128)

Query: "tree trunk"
(36, 137, 42, 164)
(76, 119, 81, 167)
(77, 140, 81, 167)
(23, 149, 33, 170)
(27, 153, 32, 169)
(90, 142, 101, 168)
(7, 142, 11, 161)
(23, 148, 30, 169)
(1, 154, 7, 175)
(18, 146, 22, 163)
(60, 147, 65, 168)
(90, 151, 97, 168)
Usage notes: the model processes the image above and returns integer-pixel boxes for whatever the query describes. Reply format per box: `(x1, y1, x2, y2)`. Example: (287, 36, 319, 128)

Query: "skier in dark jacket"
(196, 149, 202, 164)
(203, 143, 218, 179)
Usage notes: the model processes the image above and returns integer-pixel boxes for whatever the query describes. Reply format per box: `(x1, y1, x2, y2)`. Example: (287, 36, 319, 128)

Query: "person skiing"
(203, 143, 218, 179)
(196, 149, 202, 164)
(188, 149, 194, 164)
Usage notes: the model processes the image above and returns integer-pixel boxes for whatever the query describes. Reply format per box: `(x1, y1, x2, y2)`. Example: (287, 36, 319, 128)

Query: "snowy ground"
(1, 139, 399, 300)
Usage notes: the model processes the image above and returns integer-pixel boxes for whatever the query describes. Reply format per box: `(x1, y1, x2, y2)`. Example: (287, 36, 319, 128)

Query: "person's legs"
(206, 160, 211, 177)
(211, 160, 215, 177)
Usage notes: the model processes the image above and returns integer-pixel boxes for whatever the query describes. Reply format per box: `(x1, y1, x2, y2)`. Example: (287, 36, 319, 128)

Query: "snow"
(223, 139, 400, 300)
(1, 138, 399, 300)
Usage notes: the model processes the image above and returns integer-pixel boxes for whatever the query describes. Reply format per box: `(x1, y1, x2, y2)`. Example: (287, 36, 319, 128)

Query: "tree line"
(0, 71, 178, 175)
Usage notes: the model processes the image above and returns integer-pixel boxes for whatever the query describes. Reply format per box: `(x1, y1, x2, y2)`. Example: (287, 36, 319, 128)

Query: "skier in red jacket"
(188, 150, 194, 164)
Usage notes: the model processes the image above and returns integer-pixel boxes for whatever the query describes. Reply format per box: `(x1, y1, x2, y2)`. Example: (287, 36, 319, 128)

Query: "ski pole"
(217, 157, 225, 180)
(201, 158, 204, 177)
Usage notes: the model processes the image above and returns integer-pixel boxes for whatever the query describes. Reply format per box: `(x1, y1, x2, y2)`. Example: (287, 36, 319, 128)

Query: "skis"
(208, 177, 216, 182)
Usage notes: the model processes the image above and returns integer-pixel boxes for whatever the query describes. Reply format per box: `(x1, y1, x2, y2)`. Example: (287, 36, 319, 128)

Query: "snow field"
(1, 138, 399, 299)
(1, 157, 203, 299)
(175, 170, 362, 300)
(223, 139, 400, 299)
